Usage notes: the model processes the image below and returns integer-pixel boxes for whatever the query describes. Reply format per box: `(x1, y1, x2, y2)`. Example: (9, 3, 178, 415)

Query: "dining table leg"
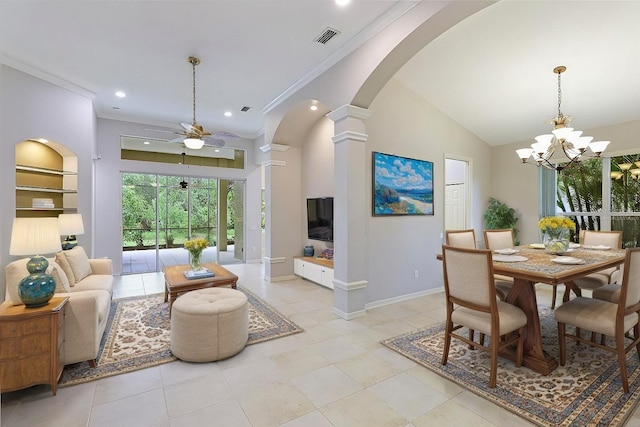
(501, 278, 558, 375)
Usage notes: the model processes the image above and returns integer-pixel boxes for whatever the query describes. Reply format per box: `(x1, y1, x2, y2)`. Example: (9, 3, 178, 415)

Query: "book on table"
(183, 268, 215, 280)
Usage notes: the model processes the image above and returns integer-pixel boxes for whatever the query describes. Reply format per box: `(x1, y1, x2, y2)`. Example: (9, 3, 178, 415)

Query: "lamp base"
(19, 256, 56, 308)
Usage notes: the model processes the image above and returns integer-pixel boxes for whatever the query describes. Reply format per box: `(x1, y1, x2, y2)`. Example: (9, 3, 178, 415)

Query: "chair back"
(445, 229, 476, 248)
(582, 230, 623, 249)
(442, 245, 495, 309)
(620, 248, 640, 309)
(484, 229, 514, 250)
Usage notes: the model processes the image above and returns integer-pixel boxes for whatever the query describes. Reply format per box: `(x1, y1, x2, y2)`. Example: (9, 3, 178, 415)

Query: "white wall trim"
(332, 131, 368, 144)
(259, 143, 290, 153)
(327, 105, 372, 122)
(332, 279, 368, 291)
(1, 55, 96, 100)
(262, 160, 286, 167)
(332, 307, 367, 320)
(263, 256, 286, 264)
(365, 286, 444, 310)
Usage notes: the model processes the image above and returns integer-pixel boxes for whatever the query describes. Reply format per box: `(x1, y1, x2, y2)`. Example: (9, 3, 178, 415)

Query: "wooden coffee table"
(163, 263, 238, 315)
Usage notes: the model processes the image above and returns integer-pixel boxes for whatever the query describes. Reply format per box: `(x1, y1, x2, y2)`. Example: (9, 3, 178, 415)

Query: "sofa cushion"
(46, 259, 71, 294)
(72, 274, 114, 295)
(62, 246, 92, 284)
(56, 251, 76, 286)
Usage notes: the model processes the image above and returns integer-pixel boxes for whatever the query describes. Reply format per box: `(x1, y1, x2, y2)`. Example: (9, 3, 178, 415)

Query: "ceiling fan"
(150, 56, 239, 149)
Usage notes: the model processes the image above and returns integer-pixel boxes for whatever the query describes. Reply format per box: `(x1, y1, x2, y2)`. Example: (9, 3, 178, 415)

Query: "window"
(554, 154, 640, 247)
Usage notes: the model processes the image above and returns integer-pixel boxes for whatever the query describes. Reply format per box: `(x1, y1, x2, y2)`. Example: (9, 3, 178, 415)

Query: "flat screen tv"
(307, 197, 333, 242)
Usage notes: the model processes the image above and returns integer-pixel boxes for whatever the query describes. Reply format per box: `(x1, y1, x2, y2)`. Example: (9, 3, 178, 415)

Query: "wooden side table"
(0, 296, 68, 395)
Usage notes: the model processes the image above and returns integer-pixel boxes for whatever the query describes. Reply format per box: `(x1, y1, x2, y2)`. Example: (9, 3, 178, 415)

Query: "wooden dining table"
(491, 245, 626, 375)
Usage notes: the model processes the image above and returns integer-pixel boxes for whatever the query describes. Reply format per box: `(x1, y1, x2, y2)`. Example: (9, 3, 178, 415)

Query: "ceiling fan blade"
(211, 130, 239, 139)
(203, 137, 226, 147)
(180, 122, 196, 132)
(145, 128, 184, 135)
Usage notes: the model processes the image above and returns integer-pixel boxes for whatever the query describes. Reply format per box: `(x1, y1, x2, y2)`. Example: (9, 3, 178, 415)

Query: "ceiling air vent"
(314, 27, 341, 45)
(240, 106, 250, 112)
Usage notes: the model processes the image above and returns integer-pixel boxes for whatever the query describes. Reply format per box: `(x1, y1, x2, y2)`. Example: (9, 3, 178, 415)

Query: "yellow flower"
(537, 216, 574, 232)
(184, 238, 209, 253)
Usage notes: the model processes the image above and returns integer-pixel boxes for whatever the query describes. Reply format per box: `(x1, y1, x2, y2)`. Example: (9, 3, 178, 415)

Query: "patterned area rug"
(382, 306, 640, 426)
(59, 287, 303, 387)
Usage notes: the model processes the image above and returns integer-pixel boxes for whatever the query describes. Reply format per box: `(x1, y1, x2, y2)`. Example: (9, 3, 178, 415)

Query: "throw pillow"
(46, 259, 71, 293)
(56, 251, 76, 286)
(63, 246, 92, 284)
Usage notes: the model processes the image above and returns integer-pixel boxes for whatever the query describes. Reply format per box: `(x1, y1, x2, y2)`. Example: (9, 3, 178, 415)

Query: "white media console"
(293, 256, 334, 289)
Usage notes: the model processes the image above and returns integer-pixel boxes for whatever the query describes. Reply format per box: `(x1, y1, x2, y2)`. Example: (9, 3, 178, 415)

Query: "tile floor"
(2, 263, 640, 426)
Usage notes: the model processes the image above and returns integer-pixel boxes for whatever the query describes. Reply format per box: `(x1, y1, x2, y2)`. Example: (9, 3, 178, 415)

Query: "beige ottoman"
(170, 288, 248, 362)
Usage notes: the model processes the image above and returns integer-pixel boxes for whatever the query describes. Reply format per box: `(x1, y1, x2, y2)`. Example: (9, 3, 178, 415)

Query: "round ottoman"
(170, 288, 248, 362)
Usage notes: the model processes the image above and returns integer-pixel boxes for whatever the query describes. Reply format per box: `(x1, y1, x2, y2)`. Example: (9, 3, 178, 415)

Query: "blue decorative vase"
(303, 246, 314, 257)
(18, 256, 56, 308)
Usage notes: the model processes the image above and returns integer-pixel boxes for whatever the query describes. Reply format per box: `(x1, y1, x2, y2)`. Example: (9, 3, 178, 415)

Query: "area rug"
(59, 287, 303, 387)
(381, 307, 640, 426)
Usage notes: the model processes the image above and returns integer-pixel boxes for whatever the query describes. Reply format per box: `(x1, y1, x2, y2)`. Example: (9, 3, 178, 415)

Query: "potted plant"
(483, 198, 520, 245)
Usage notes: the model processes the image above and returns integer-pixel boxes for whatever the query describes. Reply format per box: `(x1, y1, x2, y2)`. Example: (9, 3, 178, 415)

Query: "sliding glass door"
(122, 173, 244, 274)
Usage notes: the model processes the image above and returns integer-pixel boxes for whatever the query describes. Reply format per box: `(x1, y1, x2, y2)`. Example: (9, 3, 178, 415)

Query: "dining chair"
(563, 230, 623, 303)
(483, 229, 516, 303)
(555, 248, 640, 393)
(441, 245, 527, 388)
(445, 229, 476, 248)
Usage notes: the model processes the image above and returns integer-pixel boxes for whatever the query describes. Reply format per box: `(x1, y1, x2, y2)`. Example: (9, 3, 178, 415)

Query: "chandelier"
(516, 66, 610, 172)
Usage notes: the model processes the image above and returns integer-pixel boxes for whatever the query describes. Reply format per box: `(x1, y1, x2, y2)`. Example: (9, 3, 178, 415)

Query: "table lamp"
(9, 217, 62, 308)
(58, 213, 84, 250)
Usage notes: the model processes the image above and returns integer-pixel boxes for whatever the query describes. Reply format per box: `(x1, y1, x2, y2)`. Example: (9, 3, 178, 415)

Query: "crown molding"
(263, 160, 286, 167)
(259, 143, 290, 153)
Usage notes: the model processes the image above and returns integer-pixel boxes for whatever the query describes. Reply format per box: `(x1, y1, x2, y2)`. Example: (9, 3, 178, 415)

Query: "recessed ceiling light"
(143, 141, 150, 145)
(224, 111, 232, 117)
(115, 91, 126, 98)
(335, 0, 350, 5)
(310, 105, 318, 111)
(215, 149, 220, 152)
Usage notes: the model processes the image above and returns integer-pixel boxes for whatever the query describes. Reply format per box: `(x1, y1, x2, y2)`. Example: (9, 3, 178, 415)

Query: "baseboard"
(365, 286, 444, 310)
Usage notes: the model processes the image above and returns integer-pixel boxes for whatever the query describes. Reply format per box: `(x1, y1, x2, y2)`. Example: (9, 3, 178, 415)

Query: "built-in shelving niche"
(15, 140, 78, 218)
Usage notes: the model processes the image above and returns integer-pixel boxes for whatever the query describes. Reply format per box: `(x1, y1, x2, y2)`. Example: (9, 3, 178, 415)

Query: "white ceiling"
(2, 1, 639, 147)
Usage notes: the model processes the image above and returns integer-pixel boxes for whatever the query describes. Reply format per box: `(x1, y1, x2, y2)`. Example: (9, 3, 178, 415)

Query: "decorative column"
(260, 143, 301, 281)
(326, 105, 372, 319)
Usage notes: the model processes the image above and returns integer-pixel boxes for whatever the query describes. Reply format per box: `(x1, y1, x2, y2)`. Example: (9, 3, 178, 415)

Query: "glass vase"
(190, 251, 203, 271)
(544, 228, 570, 254)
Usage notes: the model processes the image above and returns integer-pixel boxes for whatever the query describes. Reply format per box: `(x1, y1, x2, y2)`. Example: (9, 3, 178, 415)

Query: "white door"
(444, 158, 470, 231)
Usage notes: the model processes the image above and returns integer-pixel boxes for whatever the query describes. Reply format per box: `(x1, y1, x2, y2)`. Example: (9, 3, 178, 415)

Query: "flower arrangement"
(184, 238, 208, 270)
(537, 216, 574, 236)
(538, 216, 574, 254)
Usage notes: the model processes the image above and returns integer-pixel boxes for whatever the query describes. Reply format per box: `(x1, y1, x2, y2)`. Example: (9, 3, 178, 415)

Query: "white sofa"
(4, 246, 113, 366)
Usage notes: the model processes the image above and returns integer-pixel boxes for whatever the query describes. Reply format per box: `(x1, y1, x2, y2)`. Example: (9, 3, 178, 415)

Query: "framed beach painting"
(372, 151, 434, 216)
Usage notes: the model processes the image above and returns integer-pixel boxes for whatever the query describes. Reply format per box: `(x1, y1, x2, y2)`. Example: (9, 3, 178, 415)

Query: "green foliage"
(483, 197, 520, 245)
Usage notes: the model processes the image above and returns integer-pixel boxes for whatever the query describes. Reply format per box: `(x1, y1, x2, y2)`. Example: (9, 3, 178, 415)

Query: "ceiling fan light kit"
(149, 56, 239, 150)
(516, 65, 610, 172)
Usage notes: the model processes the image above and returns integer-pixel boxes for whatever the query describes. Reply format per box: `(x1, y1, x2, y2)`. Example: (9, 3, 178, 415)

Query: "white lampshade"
(552, 127, 574, 140)
(571, 136, 593, 150)
(9, 217, 62, 256)
(58, 213, 84, 236)
(184, 138, 204, 150)
(589, 140, 610, 154)
(516, 148, 534, 160)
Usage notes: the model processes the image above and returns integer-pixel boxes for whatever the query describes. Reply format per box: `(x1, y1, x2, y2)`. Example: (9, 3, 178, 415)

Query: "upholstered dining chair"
(563, 230, 623, 303)
(483, 229, 516, 303)
(441, 245, 527, 388)
(445, 229, 476, 248)
(555, 248, 640, 393)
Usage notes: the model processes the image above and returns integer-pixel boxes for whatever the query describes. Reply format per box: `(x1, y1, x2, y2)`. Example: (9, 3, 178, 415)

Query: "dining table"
(491, 244, 626, 375)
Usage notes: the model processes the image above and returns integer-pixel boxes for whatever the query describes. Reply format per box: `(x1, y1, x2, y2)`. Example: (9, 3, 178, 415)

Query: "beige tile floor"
(2, 263, 640, 426)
